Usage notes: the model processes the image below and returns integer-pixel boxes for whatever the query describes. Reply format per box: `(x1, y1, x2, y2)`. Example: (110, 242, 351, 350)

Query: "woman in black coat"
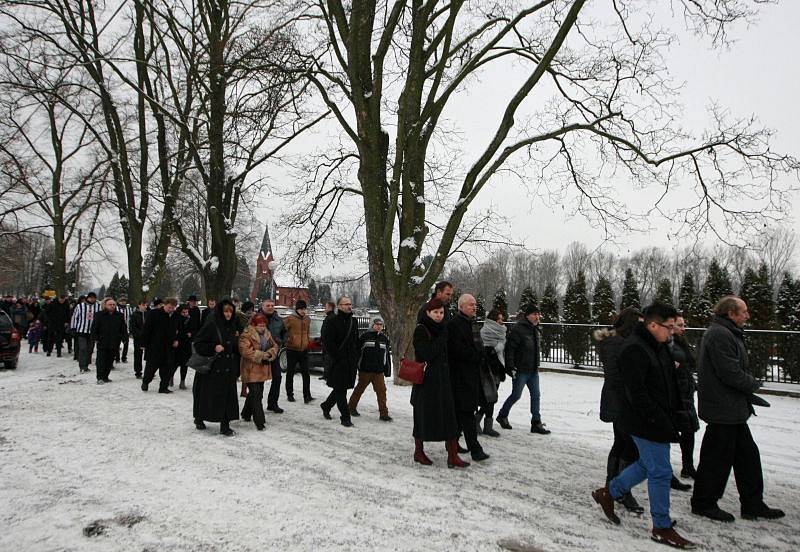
(192, 299, 241, 436)
(671, 315, 700, 478)
(411, 298, 466, 468)
(593, 307, 644, 513)
(175, 305, 193, 390)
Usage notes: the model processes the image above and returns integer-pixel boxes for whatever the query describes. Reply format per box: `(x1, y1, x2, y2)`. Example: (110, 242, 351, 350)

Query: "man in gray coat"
(691, 296, 785, 522)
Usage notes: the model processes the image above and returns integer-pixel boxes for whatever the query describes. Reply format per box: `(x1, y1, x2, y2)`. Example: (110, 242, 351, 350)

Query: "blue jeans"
(610, 436, 673, 529)
(498, 371, 540, 423)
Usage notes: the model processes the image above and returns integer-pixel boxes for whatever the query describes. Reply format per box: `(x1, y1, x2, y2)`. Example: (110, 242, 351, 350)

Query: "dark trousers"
(133, 345, 144, 376)
(321, 388, 350, 423)
(456, 409, 482, 453)
(679, 430, 696, 470)
(267, 354, 282, 408)
(96, 347, 115, 381)
(691, 423, 764, 511)
(77, 335, 94, 371)
(285, 350, 311, 400)
(116, 338, 129, 362)
(241, 382, 266, 428)
(143, 357, 173, 391)
(45, 327, 64, 355)
(607, 422, 639, 483)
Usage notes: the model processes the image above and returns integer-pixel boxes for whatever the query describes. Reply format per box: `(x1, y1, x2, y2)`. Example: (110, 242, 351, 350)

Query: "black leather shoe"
(141, 382, 148, 391)
(350, 409, 361, 417)
(692, 505, 735, 522)
(287, 396, 296, 402)
(341, 419, 354, 427)
(496, 416, 512, 430)
(379, 415, 393, 422)
(457, 443, 469, 454)
(531, 422, 551, 435)
(671, 476, 691, 492)
(158, 388, 173, 394)
(267, 405, 284, 414)
(680, 466, 697, 479)
(741, 504, 785, 520)
(220, 427, 235, 436)
(256, 425, 266, 431)
(471, 449, 490, 462)
(321, 405, 332, 420)
(304, 396, 315, 404)
(194, 419, 206, 430)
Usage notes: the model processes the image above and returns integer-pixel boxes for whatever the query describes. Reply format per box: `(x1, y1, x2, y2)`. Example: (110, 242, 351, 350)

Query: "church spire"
(259, 222, 273, 259)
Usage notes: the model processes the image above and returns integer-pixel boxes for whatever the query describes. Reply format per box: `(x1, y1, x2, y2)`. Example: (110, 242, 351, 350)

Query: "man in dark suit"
(91, 298, 127, 384)
(447, 293, 489, 462)
(320, 296, 359, 427)
(140, 298, 181, 394)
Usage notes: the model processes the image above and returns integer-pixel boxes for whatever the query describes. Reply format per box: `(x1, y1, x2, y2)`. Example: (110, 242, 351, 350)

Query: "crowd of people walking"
(1, 282, 787, 550)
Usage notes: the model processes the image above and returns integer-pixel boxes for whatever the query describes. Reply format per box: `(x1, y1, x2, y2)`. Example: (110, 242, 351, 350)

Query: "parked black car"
(0, 310, 21, 369)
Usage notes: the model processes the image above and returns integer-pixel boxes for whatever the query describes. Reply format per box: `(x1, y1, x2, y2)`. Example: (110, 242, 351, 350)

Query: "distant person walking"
(320, 301, 336, 381)
(348, 318, 392, 421)
(70, 292, 101, 373)
(129, 299, 148, 379)
(691, 296, 785, 522)
(477, 309, 506, 437)
(283, 299, 314, 403)
(260, 299, 287, 413)
(320, 296, 359, 427)
(91, 298, 127, 384)
(140, 298, 181, 393)
(238, 313, 278, 431)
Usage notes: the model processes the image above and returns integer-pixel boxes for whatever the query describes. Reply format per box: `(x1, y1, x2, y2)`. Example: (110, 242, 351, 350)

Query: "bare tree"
(757, 227, 798, 291)
(281, 1, 797, 367)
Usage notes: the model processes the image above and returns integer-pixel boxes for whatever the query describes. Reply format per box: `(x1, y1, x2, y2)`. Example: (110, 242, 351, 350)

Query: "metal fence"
(534, 322, 800, 384)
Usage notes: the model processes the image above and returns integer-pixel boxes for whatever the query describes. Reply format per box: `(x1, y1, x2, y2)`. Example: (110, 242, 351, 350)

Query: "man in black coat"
(129, 299, 148, 378)
(140, 298, 181, 393)
(90, 298, 127, 384)
(43, 295, 70, 357)
(320, 295, 359, 427)
(592, 303, 696, 549)
(691, 296, 784, 523)
(447, 294, 489, 462)
(320, 301, 336, 381)
(416, 281, 454, 324)
(496, 303, 550, 434)
(186, 295, 202, 338)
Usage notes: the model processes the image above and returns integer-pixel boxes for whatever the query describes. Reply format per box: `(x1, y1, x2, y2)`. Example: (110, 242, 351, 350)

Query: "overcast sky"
(92, 1, 800, 286)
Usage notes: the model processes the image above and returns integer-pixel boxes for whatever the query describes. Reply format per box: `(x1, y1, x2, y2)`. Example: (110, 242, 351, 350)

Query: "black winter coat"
(358, 330, 391, 375)
(130, 310, 146, 346)
(175, 315, 193, 367)
(321, 311, 359, 390)
(617, 323, 682, 443)
(670, 336, 700, 432)
(140, 309, 181, 363)
(697, 316, 761, 425)
(504, 317, 541, 373)
(193, 312, 241, 422)
(447, 312, 483, 412)
(90, 310, 127, 349)
(44, 300, 70, 328)
(186, 306, 202, 337)
(411, 317, 459, 441)
(596, 329, 625, 423)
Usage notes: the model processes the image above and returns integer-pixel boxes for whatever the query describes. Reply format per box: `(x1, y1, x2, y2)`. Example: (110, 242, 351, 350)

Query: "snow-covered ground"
(1, 349, 798, 552)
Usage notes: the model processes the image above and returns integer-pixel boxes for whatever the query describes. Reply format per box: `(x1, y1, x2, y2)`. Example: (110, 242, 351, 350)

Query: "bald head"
(458, 294, 477, 317)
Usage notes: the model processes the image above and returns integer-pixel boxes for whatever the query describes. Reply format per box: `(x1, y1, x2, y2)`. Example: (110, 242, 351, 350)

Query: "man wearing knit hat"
(496, 303, 551, 435)
(284, 299, 314, 403)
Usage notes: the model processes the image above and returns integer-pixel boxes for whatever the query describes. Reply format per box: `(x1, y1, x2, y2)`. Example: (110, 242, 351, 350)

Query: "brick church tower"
(250, 223, 275, 301)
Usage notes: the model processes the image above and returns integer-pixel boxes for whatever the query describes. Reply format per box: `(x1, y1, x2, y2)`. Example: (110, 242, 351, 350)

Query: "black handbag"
(479, 362, 498, 404)
(187, 326, 223, 374)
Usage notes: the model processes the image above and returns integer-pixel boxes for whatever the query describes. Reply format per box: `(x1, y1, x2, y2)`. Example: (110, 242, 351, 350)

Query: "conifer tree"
(654, 278, 674, 306)
(688, 287, 713, 328)
(107, 272, 120, 299)
(776, 273, 800, 380)
(307, 278, 319, 306)
(98, 284, 107, 299)
(492, 287, 508, 319)
(704, 258, 734, 304)
(620, 268, 641, 310)
(519, 286, 539, 315)
(563, 271, 591, 366)
(592, 276, 616, 325)
(118, 275, 129, 298)
(751, 263, 775, 330)
(739, 267, 759, 312)
(539, 283, 560, 359)
(678, 273, 696, 316)
(476, 294, 486, 319)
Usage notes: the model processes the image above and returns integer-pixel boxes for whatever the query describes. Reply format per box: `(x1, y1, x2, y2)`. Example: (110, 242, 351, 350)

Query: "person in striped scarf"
(70, 292, 102, 373)
(115, 297, 134, 363)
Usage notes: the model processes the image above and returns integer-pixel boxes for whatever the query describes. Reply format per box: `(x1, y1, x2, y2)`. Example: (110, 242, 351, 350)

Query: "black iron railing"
(531, 322, 800, 384)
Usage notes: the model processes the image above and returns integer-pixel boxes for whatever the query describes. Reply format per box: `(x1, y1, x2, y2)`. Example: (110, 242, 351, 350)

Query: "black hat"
(87, 292, 97, 299)
(522, 303, 541, 316)
(187, 294, 198, 302)
(152, 297, 164, 307)
(295, 299, 307, 310)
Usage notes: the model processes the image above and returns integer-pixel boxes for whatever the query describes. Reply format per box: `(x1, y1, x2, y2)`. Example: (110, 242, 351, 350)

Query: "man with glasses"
(348, 318, 393, 421)
(593, 302, 697, 549)
(320, 296, 360, 427)
(691, 296, 784, 522)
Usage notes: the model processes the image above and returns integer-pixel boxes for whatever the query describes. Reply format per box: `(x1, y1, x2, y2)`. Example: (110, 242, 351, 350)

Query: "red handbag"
(398, 358, 426, 384)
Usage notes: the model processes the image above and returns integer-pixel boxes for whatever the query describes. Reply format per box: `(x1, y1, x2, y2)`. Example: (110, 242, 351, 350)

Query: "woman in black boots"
(594, 307, 645, 513)
(411, 298, 467, 468)
(193, 299, 241, 436)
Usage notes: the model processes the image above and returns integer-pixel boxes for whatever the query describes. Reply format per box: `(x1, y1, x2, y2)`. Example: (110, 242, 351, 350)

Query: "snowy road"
(1, 351, 798, 552)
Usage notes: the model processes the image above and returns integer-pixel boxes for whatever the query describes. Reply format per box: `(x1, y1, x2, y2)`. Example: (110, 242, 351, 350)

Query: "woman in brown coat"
(239, 313, 279, 430)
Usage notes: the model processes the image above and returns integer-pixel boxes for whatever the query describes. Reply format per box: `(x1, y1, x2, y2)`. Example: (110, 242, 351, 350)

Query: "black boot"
(606, 454, 620, 485)
(220, 420, 234, 436)
(483, 415, 500, 438)
(671, 475, 692, 492)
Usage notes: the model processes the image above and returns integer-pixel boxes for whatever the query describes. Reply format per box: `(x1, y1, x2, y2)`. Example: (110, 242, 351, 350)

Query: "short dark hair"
(643, 302, 678, 324)
(486, 309, 503, 322)
(714, 295, 743, 318)
(241, 301, 255, 313)
(433, 281, 453, 297)
(612, 307, 643, 337)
